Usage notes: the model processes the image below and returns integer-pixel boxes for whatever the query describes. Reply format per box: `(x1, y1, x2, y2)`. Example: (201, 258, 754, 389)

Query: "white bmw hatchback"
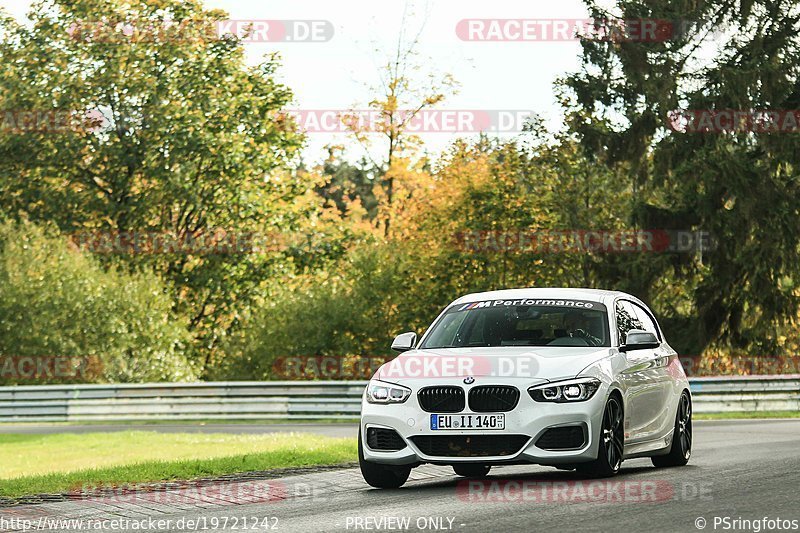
(359, 288, 692, 488)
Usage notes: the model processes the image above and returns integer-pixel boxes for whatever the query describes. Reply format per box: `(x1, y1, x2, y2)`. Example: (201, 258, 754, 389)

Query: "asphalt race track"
(2, 420, 799, 532)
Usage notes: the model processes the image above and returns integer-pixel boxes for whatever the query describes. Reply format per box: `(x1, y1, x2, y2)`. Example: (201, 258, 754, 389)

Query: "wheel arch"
(607, 386, 624, 412)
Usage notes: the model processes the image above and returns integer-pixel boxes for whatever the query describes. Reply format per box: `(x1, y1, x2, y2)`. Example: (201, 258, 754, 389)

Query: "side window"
(629, 302, 661, 341)
(615, 301, 644, 345)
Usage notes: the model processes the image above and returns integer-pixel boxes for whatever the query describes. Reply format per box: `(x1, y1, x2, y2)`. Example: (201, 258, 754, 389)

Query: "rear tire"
(576, 395, 624, 478)
(452, 464, 491, 477)
(652, 391, 692, 468)
(358, 430, 411, 488)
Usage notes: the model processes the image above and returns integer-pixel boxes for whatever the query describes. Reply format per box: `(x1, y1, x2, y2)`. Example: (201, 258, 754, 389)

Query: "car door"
(615, 300, 670, 443)
(627, 301, 676, 438)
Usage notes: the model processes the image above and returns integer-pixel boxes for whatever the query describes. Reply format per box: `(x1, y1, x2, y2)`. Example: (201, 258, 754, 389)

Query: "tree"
(561, 0, 800, 353)
(314, 146, 380, 220)
(345, 3, 458, 236)
(0, 219, 196, 384)
(0, 0, 305, 373)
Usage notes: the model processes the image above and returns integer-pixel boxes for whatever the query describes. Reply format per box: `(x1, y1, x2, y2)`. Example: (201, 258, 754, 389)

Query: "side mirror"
(620, 329, 660, 352)
(391, 332, 417, 352)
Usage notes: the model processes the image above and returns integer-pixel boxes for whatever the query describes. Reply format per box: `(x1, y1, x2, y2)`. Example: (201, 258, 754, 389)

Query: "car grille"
(410, 435, 529, 457)
(468, 385, 520, 412)
(417, 386, 465, 413)
(366, 427, 406, 451)
(535, 426, 586, 450)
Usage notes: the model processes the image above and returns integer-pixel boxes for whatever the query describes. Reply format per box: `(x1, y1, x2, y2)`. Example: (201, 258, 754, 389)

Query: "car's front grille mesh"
(417, 386, 465, 413)
(366, 427, 407, 451)
(410, 434, 529, 457)
(535, 426, 586, 450)
(468, 385, 520, 412)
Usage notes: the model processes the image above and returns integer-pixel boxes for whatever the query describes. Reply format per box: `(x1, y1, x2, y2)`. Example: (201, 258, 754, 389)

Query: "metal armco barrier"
(689, 375, 800, 412)
(0, 377, 798, 422)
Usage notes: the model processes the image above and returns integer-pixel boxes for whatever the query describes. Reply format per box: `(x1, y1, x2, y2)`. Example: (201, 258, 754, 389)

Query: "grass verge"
(0, 419, 357, 427)
(695, 410, 800, 420)
(0, 431, 356, 499)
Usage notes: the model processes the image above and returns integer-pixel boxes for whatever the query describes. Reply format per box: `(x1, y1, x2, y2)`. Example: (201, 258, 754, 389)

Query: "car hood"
(373, 346, 614, 384)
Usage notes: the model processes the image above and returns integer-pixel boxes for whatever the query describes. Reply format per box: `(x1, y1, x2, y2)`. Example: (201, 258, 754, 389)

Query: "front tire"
(652, 391, 692, 468)
(577, 395, 624, 478)
(453, 464, 491, 477)
(358, 430, 411, 488)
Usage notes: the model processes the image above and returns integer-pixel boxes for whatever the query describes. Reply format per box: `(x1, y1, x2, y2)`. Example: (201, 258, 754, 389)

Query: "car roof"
(451, 287, 642, 308)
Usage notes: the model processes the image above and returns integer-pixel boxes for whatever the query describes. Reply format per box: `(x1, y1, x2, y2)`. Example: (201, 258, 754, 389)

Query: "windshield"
(421, 299, 610, 348)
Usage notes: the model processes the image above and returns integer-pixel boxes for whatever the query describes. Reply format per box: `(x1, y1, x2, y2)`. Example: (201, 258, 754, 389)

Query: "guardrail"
(0, 377, 798, 422)
(689, 375, 800, 412)
(0, 382, 366, 422)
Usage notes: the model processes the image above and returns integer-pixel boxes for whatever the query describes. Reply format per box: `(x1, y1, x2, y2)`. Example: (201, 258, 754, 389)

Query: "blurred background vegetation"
(1, 0, 799, 383)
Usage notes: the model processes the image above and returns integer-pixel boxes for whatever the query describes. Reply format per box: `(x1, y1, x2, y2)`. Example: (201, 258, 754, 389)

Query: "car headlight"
(366, 380, 411, 404)
(528, 377, 601, 403)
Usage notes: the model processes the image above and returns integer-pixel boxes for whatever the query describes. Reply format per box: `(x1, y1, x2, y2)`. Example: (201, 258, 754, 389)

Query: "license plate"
(430, 414, 505, 430)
